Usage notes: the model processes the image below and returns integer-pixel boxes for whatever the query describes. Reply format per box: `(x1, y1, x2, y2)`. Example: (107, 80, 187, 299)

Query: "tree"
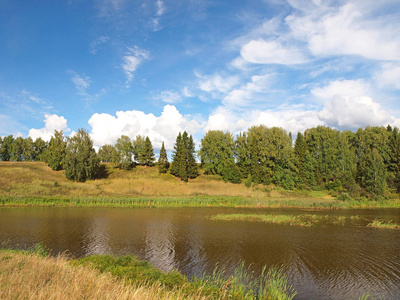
(359, 148, 386, 196)
(33, 138, 47, 161)
(0, 135, 14, 161)
(199, 130, 235, 176)
(170, 131, 198, 181)
(142, 137, 156, 166)
(64, 129, 99, 182)
(158, 142, 169, 173)
(10, 136, 24, 161)
(133, 135, 146, 165)
(112, 135, 134, 170)
(45, 130, 66, 170)
(98, 144, 116, 163)
(186, 134, 199, 179)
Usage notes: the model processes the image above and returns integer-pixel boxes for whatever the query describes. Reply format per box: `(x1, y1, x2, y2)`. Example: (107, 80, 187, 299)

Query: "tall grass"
(367, 219, 400, 229)
(0, 247, 297, 300)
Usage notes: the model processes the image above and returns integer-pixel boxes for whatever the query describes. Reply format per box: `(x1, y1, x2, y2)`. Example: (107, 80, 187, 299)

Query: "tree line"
(1, 124, 400, 198)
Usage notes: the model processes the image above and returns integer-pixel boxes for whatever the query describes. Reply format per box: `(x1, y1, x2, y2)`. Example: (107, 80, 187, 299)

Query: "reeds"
(367, 219, 400, 229)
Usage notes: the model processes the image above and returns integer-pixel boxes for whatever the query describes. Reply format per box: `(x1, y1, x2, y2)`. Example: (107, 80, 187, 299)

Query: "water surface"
(1, 207, 399, 299)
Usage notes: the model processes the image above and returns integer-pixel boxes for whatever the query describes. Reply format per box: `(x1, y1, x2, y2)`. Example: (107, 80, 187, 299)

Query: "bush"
(337, 192, 353, 201)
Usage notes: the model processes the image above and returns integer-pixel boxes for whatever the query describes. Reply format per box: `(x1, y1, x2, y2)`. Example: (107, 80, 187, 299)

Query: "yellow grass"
(0, 161, 305, 199)
(0, 250, 208, 300)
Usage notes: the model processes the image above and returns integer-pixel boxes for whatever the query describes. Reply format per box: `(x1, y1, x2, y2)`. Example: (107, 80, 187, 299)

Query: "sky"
(1, 0, 400, 152)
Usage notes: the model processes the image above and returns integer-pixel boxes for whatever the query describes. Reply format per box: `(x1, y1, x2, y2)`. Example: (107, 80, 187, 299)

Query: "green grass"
(210, 214, 350, 227)
(367, 219, 400, 229)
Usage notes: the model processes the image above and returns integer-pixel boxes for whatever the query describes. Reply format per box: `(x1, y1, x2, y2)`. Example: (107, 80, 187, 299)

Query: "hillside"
(0, 161, 332, 200)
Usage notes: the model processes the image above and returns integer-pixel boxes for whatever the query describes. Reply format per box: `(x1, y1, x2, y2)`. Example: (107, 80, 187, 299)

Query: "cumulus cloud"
(29, 114, 70, 142)
(319, 95, 400, 130)
(88, 105, 203, 150)
(203, 106, 322, 136)
(122, 46, 150, 87)
(311, 79, 369, 103)
(240, 38, 307, 65)
(286, 2, 400, 61)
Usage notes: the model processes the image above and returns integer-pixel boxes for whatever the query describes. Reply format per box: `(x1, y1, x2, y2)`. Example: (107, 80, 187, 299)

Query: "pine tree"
(45, 130, 66, 171)
(186, 134, 199, 179)
(171, 131, 198, 181)
(142, 136, 155, 166)
(170, 132, 182, 176)
(158, 142, 169, 173)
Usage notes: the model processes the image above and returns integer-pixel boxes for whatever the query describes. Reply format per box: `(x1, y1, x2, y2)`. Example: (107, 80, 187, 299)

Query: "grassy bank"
(0, 247, 296, 300)
(1, 162, 400, 209)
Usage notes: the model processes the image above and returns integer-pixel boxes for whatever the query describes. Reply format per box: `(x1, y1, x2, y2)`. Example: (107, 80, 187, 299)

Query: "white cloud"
(122, 46, 150, 87)
(159, 90, 182, 104)
(71, 73, 91, 95)
(319, 95, 400, 130)
(375, 62, 400, 90)
(197, 72, 239, 94)
(240, 38, 307, 65)
(88, 105, 203, 150)
(90, 36, 109, 54)
(29, 114, 70, 142)
(311, 79, 369, 103)
(286, 2, 400, 61)
(223, 73, 273, 107)
(155, 0, 165, 16)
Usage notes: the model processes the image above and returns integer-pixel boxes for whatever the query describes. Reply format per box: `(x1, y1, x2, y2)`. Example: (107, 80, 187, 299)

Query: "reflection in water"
(83, 217, 111, 256)
(0, 207, 399, 299)
(144, 219, 177, 272)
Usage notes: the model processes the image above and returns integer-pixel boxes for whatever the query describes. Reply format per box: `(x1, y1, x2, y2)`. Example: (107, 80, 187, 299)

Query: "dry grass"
(0, 250, 207, 300)
(0, 162, 279, 198)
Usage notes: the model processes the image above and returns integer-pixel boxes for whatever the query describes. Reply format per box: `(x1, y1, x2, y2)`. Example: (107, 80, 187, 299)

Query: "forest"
(1, 124, 399, 199)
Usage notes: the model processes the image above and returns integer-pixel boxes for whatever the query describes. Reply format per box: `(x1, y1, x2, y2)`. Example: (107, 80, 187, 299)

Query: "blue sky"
(1, 0, 400, 151)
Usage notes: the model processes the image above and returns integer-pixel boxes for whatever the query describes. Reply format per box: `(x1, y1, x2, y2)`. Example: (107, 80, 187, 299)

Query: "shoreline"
(1, 195, 400, 209)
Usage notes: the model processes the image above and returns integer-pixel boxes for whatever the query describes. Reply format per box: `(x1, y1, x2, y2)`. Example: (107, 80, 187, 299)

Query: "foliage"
(158, 141, 169, 173)
(64, 129, 100, 182)
(98, 144, 116, 162)
(112, 135, 134, 170)
(171, 132, 198, 181)
(45, 130, 66, 170)
(142, 136, 156, 166)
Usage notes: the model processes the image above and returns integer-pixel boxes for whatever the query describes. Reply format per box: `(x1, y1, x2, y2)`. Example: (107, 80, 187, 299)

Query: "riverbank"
(1, 161, 399, 209)
(0, 246, 296, 300)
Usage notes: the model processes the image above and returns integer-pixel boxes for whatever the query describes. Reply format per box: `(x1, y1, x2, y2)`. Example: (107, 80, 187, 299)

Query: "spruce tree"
(142, 136, 156, 166)
(158, 142, 169, 173)
(186, 134, 199, 179)
(170, 132, 182, 176)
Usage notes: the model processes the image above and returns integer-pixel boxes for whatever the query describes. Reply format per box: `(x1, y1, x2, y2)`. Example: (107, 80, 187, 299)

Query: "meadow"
(1, 161, 399, 209)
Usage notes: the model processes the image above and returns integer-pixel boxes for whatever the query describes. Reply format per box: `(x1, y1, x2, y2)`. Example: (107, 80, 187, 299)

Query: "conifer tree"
(186, 134, 199, 179)
(142, 136, 156, 166)
(170, 132, 182, 176)
(171, 131, 198, 181)
(158, 142, 169, 173)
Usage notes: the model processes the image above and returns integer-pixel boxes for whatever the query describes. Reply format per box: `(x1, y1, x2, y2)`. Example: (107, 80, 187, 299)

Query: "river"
(1, 207, 399, 299)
